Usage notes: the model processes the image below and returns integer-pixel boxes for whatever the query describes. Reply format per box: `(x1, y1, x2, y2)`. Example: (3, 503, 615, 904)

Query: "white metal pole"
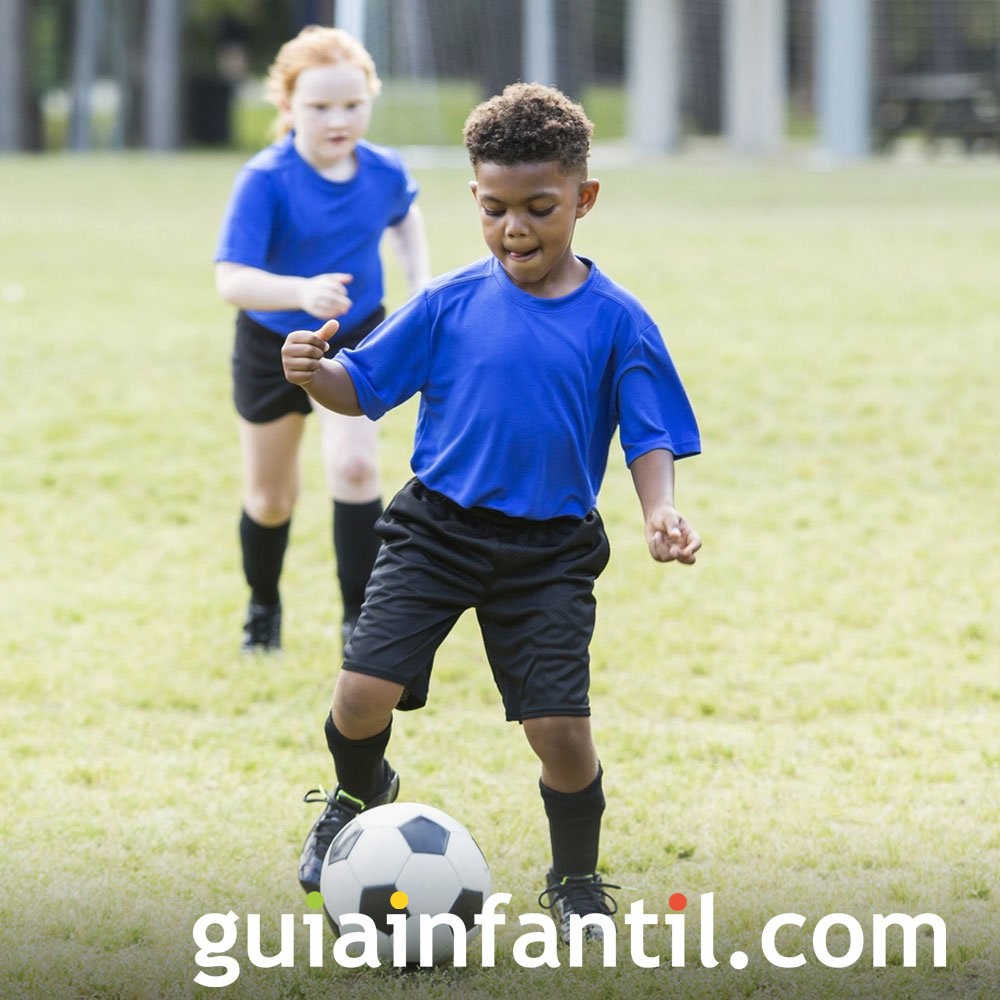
(723, 0, 786, 155)
(523, 0, 557, 85)
(626, 0, 683, 155)
(335, 0, 367, 43)
(816, 0, 872, 160)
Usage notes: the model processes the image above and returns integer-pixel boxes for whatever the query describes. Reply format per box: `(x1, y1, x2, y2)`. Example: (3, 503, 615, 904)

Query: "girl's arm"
(385, 205, 432, 298)
(215, 262, 352, 319)
(629, 448, 700, 564)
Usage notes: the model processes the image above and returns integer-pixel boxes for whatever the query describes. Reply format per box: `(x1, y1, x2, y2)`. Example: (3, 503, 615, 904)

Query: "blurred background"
(2, 0, 999, 161)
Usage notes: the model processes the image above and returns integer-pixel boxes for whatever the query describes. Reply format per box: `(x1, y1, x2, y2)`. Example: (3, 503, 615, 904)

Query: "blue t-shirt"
(339, 256, 701, 519)
(215, 135, 418, 338)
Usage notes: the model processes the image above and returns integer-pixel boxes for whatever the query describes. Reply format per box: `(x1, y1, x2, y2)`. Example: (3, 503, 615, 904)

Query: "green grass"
(0, 152, 998, 1000)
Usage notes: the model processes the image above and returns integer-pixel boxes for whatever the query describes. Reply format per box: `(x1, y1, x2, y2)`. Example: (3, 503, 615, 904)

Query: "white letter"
(512, 914, 560, 969)
(813, 913, 864, 969)
(475, 892, 510, 968)
(332, 914, 382, 969)
(663, 913, 686, 967)
(420, 913, 468, 967)
(192, 911, 240, 987)
(303, 912, 325, 967)
(872, 912, 947, 968)
(246, 913, 295, 968)
(761, 913, 807, 969)
(625, 900, 660, 969)
(387, 913, 409, 968)
(700, 892, 719, 968)
(567, 914, 616, 968)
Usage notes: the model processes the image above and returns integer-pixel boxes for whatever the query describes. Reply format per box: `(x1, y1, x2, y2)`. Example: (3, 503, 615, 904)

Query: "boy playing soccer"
(283, 83, 701, 941)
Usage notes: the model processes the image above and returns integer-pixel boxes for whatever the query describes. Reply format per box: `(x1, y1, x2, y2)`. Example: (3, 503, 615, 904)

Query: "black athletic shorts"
(231, 306, 386, 424)
(342, 478, 612, 722)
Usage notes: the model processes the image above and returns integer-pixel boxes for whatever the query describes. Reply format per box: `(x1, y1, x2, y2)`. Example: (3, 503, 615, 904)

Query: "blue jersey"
(215, 135, 418, 338)
(339, 256, 700, 519)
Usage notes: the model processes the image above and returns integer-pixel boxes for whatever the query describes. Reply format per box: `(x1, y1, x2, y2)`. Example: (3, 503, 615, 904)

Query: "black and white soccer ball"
(320, 801, 491, 965)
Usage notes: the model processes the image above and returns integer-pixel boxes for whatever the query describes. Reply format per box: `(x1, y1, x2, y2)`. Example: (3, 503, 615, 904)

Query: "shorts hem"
(507, 706, 592, 724)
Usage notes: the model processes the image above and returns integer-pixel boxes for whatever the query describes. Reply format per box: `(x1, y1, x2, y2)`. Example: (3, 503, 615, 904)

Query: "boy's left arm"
(386, 205, 431, 298)
(629, 449, 701, 565)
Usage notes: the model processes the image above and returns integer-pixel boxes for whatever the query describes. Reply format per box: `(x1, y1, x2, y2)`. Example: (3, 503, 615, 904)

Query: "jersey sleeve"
(337, 292, 431, 420)
(386, 152, 420, 227)
(616, 323, 701, 464)
(214, 168, 278, 267)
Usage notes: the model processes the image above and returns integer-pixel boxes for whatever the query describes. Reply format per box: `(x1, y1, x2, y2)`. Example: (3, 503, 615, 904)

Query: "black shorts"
(231, 306, 386, 424)
(343, 478, 611, 722)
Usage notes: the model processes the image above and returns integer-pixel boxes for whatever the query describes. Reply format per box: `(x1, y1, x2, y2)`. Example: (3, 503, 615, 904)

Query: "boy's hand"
(646, 505, 700, 564)
(281, 320, 339, 386)
(299, 272, 353, 319)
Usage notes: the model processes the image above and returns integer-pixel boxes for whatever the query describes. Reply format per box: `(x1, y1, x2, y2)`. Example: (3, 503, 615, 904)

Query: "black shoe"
(297, 762, 400, 894)
(241, 601, 282, 653)
(538, 869, 620, 944)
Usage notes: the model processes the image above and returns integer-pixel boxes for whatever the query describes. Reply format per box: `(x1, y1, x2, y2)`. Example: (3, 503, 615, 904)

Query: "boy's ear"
(576, 179, 600, 218)
(278, 97, 294, 130)
(468, 180, 478, 200)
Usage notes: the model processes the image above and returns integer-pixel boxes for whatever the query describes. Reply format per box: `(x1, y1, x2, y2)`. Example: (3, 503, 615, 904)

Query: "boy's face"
(470, 161, 599, 298)
(283, 63, 373, 172)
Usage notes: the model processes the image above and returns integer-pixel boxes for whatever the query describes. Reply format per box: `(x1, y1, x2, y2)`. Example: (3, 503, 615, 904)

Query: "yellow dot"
(390, 890, 409, 909)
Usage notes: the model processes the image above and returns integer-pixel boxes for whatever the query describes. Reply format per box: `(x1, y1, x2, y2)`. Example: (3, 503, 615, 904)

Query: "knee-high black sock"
(240, 510, 289, 607)
(333, 499, 383, 620)
(540, 765, 606, 877)
(325, 713, 392, 803)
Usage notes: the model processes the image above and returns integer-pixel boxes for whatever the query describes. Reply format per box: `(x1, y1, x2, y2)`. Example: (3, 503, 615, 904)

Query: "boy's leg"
(237, 414, 305, 652)
(298, 672, 403, 894)
(523, 716, 603, 874)
(524, 719, 617, 944)
(313, 404, 382, 645)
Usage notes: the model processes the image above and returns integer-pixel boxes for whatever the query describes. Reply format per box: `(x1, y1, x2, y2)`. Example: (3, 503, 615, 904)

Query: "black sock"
(325, 712, 392, 803)
(540, 765, 605, 877)
(333, 499, 383, 620)
(240, 510, 289, 607)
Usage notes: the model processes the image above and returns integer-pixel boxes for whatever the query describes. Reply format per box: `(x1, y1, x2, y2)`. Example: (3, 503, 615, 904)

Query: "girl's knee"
(332, 453, 378, 489)
(244, 490, 296, 526)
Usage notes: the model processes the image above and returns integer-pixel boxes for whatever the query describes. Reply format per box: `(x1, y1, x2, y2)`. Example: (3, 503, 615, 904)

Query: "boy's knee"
(523, 715, 598, 790)
(332, 670, 400, 738)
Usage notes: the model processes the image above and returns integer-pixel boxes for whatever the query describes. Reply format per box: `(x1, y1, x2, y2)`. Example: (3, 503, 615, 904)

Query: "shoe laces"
(302, 786, 362, 838)
(538, 873, 621, 918)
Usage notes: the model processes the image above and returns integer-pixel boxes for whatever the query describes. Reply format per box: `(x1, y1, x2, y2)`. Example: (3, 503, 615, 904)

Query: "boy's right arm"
(281, 321, 363, 416)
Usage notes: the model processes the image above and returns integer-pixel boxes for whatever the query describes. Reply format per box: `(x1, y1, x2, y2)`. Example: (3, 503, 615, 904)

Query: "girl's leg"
(237, 413, 305, 649)
(313, 403, 383, 635)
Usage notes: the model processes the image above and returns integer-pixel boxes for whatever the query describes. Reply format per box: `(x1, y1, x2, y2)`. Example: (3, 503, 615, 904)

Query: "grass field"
(0, 150, 998, 1000)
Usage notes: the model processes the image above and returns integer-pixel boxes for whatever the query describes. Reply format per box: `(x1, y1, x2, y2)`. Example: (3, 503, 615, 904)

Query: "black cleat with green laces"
(297, 762, 399, 895)
(538, 869, 620, 944)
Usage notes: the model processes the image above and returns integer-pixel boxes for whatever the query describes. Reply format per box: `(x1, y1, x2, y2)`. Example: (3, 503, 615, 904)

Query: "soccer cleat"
(538, 869, 620, 944)
(297, 762, 400, 894)
(241, 601, 282, 654)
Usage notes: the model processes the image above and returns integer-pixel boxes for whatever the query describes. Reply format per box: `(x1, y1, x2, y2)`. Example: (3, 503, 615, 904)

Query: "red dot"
(669, 893, 687, 911)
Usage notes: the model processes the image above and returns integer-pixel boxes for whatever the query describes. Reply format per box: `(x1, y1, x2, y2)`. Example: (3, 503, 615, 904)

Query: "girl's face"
(283, 62, 373, 173)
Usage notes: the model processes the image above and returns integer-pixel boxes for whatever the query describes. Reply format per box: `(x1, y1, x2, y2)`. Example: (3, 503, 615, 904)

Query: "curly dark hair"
(463, 82, 593, 175)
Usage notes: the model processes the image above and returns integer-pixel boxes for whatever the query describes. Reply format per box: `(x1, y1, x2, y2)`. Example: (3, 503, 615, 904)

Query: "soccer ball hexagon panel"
(320, 801, 491, 966)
